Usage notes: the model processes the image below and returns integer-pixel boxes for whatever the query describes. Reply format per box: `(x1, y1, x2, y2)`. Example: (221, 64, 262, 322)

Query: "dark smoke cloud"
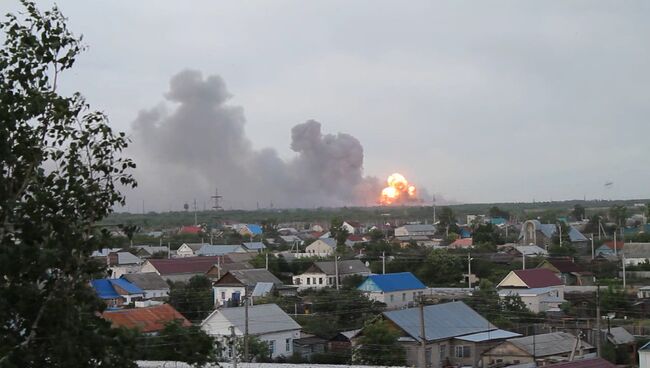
(128, 70, 381, 210)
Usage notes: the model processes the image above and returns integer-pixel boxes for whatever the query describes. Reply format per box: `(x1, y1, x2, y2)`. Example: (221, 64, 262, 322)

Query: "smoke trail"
(128, 69, 380, 210)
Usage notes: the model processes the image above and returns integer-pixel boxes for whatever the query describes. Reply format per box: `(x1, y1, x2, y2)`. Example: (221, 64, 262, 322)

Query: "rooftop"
(202, 303, 300, 336)
(513, 268, 563, 288)
(508, 332, 593, 357)
(359, 272, 426, 293)
(147, 256, 219, 275)
(102, 304, 190, 333)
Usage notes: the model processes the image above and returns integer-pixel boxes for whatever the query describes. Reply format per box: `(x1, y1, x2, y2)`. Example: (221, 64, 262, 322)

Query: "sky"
(6, 1, 650, 210)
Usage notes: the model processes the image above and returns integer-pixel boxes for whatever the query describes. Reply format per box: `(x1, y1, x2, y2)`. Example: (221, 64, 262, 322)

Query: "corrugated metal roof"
(147, 256, 219, 275)
(103, 304, 190, 333)
(246, 224, 263, 235)
(116, 252, 143, 265)
(226, 269, 283, 286)
(622, 242, 650, 258)
(359, 272, 425, 293)
(91, 279, 121, 299)
(512, 269, 563, 288)
(383, 301, 494, 342)
(313, 260, 369, 276)
(515, 245, 548, 256)
(455, 329, 521, 342)
(508, 332, 593, 356)
(603, 327, 635, 345)
(243, 242, 266, 250)
(122, 273, 169, 290)
(196, 244, 244, 256)
(203, 303, 301, 335)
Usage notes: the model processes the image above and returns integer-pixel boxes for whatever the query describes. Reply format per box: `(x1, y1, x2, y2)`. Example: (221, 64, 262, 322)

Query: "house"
(178, 225, 202, 235)
(195, 244, 248, 256)
(394, 224, 436, 237)
(213, 269, 283, 307)
(537, 258, 594, 286)
(481, 332, 595, 367)
(91, 278, 145, 307)
(279, 235, 303, 246)
(622, 243, 650, 265)
(596, 240, 624, 257)
(497, 269, 565, 312)
(131, 245, 168, 258)
(236, 224, 263, 238)
(293, 260, 370, 290)
(140, 256, 219, 283)
(107, 251, 143, 278)
(305, 238, 338, 256)
(520, 220, 588, 248)
(205, 262, 253, 280)
(380, 301, 520, 368)
(449, 238, 473, 249)
(201, 303, 301, 359)
(102, 303, 190, 334)
(358, 272, 426, 309)
(176, 243, 206, 258)
(512, 245, 549, 258)
(602, 326, 635, 362)
(293, 334, 328, 359)
(639, 341, 650, 368)
(121, 272, 170, 299)
(545, 358, 616, 368)
(329, 329, 361, 353)
(242, 242, 266, 253)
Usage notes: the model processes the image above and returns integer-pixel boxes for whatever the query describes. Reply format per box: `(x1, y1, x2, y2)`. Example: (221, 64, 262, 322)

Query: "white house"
(496, 269, 565, 312)
(394, 224, 436, 237)
(107, 252, 143, 278)
(121, 272, 170, 299)
(176, 243, 206, 258)
(622, 243, 650, 266)
(293, 260, 370, 290)
(498, 287, 565, 313)
(201, 303, 301, 359)
(213, 269, 283, 307)
(358, 272, 427, 309)
(640, 341, 650, 368)
(305, 238, 337, 256)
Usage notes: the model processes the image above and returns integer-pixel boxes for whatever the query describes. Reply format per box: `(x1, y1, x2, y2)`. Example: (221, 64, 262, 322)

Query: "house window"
(439, 344, 447, 362)
(425, 348, 432, 366)
(307, 278, 311, 285)
(402, 293, 406, 301)
(268, 340, 275, 354)
(286, 338, 291, 352)
(221, 292, 225, 300)
(329, 277, 334, 285)
(319, 278, 323, 285)
(455, 345, 470, 358)
(312, 277, 316, 285)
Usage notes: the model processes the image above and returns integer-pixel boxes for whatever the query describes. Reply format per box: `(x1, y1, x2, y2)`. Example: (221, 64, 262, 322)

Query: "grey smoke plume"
(129, 70, 381, 210)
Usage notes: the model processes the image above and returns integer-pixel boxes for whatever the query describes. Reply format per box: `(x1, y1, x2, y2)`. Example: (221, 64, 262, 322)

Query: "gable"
(358, 278, 382, 292)
(215, 272, 245, 286)
(496, 271, 527, 288)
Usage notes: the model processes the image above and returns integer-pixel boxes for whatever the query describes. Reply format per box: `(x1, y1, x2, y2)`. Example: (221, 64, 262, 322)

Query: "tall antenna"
(193, 198, 198, 225)
(211, 187, 223, 211)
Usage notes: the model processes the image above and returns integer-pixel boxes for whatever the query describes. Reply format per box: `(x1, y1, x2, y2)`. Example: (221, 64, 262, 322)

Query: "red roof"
(449, 238, 473, 248)
(179, 225, 202, 234)
(604, 240, 624, 250)
(546, 259, 586, 273)
(102, 304, 191, 333)
(513, 268, 563, 288)
(147, 256, 219, 275)
(348, 235, 367, 242)
(546, 358, 615, 368)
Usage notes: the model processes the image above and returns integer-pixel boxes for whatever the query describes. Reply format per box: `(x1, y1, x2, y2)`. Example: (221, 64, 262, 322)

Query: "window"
(390, 294, 394, 302)
(268, 340, 275, 354)
(329, 277, 334, 284)
(425, 348, 432, 366)
(221, 292, 226, 300)
(312, 277, 316, 285)
(319, 277, 323, 285)
(402, 293, 406, 301)
(286, 338, 291, 352)
(455, 345, 470, 358)
(439, 344, 447, 361)
(514, 360, 520, 364)
(307, 278, 311, 285)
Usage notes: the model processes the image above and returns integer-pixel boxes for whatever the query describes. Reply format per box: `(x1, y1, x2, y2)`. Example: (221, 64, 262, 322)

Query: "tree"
(609, 205, 628, 228)
(0, 2, 138, 367)
(572, 204, 586, 221)
(169, 275, 214, 322)
(420, 249, 462, 285)
(552, 222, 571, 246)
(118, 223, 140, 247)
(329, 217, 350, 246)
(356, 319, 404, 366)
(139, 320, 218, 367)
(437, 207, 459, 235)
(236, 335, 270, 362)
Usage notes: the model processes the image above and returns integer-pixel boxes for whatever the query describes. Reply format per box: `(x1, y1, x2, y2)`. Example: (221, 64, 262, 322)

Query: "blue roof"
(91, 279, 121, 299)
(358, 272, 426, 292)
(455, 329, 521, 342)
(243, 242, 266, 250)
(490, 217, 507, 225)
(459, 228, 472, 238)
(247, 224, 263, 235)
(384, 301, 495, 342)
(109, 278, 143, 294)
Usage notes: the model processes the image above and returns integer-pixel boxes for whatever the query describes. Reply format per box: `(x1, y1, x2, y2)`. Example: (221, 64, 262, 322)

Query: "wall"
(305, 240, 334, 255)
(366, 289, 423, 309)
(213, 285, 245, 307)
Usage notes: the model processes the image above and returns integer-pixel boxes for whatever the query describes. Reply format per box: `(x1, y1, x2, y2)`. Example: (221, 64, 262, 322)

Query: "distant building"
(91, 278, 144, 307)
(195, 244, 248, 256)
(537, 258, 594, 286)
(449, 237, 473, 249)
(103, 303, 190, 334)
(235, 224, 263, 238)
(242, 241, 266, 253)
(621, 243, 650, 265)
(201, 304, 301, 359)
(358, 272, 426, 309)
(178, 225, 202, 235)
(121, 272, 170, 299)
(293, 260, 370, 290)
(140, 256, 219, 283)
(107, 251, 143, 278)
(176, 243, 206, 258)
(639, 341, 650, 368)
(212, 269, 283, 307)
(496, 269, 565, 313)
(394, 224, 436, 237)
(519, 220, 588, 248)
(305, 238, 338, 256)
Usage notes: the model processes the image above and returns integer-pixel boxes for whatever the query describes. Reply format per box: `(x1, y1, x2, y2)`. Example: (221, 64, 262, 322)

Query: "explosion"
(380, 173, 418, 204)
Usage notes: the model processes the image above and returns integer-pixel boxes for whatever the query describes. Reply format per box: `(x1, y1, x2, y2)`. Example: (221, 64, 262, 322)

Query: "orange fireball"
(380, 172, 419, 204)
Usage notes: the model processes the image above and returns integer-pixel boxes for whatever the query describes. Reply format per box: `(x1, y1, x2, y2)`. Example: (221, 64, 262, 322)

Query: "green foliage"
(548, 242, 577, 257)
(237, 335, 271, 363)
(551, 222, 571, 246)
(467, 280, 537, 329)
(330, 217, 350, 246)
(572, 204, 586, 221)
(420, 249, 463, 285)
(138, 320, 218, 367)
(437, 207, 459, 234)
(169, 275, 214, 322)
(488, 206, 510, 219)
(356, 319, 405, 366)
(600, 285, 631, 315)
(0, 2, 138, 366)
(341, 274, 365, 290)
(473, 223, 503, 245)
(609, 205, 628, 227)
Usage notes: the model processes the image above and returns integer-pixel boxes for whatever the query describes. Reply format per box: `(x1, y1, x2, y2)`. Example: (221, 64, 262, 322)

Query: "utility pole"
(193, 198, 198, 226)
(522, 252, 526, 270)
(244, 295, 249, 363)
(622, 252, 626, 289)
(467, 253, 473, 289)
(614, 231, 617, 256)
(419, 296, 427, 368)
(598, 219, 602, 240)
(558, 223, 563, 247)
(167, 242, 171, 259)
(596, 284, 601, 357)
(229, 326, 238, 368)
(382, 251, 386, 274)
(591, 235, 595, 260)
(265, 252, 269, 270)
(335, 255, 340, 291)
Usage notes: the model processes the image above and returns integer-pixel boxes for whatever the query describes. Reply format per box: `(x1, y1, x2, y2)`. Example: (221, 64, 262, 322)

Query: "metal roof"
(122, 272, 170, 290)
(202, 303, 301, 336)
(91, 279, 121, 299)
(251, 282, 274, 297)
(512, 269, 563, 288)
(622, 242, 650, 258)
(196, 244, 245, 256)
(226, 269, 283, 286)
(544, 357, 616, 368)
(359, 272, 426, 293)
(455, 329, 521, 342)
(499, 287, 558, 296)
(242, 242, 266, 250)
(399, 224, 436, 232)
(514, 245, 548, 256)
(109, 278, 143, 294)
(508, 332, 594, 357)
(602, 327, 635, 345)
(103, 304, 190, 333)
(313, 260, 369, 276)
(116, 252, 143, 265)
(383, 301, 495, 342)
